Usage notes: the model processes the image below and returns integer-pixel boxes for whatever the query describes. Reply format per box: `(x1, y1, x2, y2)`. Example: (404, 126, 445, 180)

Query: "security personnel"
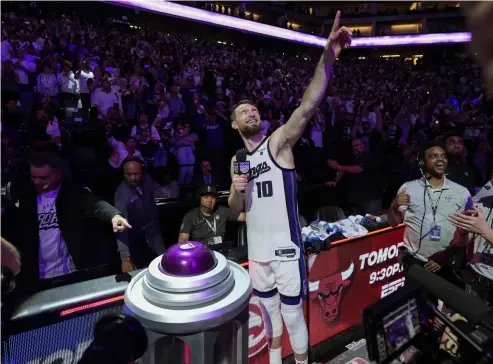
(115, 157, 166, 272)
(444, 133, 476, 195)
(450, 197, 493, 304)
(387, 141, 470, 278)
(178, 184, 245, 246)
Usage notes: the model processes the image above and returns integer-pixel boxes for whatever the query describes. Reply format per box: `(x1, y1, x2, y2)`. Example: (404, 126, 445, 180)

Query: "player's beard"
(238, 123, 261, 139)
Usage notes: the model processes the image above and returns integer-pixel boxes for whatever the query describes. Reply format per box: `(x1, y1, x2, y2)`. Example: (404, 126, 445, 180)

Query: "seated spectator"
(114, 157, 166, 272)
(153, 167, 179, 199)
(193, 160, 222, 186)
(1, 152, 130, 293)
(178, 184, 245, 247)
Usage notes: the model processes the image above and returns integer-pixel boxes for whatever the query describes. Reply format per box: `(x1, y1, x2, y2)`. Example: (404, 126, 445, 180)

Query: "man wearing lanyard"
(178, 184, 245, 246)
(388, 141, 470, 281)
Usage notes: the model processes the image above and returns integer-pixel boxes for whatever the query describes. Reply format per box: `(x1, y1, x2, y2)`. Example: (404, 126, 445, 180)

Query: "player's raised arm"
(274, 11, 351, 147)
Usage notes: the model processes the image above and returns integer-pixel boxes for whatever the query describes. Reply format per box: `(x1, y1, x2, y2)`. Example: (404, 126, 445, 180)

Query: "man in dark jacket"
(2, 152, 131, 293)
(114, 157, 166, 272)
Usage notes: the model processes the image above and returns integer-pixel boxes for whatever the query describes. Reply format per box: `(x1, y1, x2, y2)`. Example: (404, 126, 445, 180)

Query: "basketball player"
(228, 12, 351, 364)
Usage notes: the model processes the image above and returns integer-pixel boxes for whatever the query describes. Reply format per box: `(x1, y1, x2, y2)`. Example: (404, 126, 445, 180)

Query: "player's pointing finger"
(331, 10, 341, 33)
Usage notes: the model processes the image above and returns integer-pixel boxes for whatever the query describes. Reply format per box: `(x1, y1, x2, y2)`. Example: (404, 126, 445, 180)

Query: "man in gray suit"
(115, 157, 165, 272)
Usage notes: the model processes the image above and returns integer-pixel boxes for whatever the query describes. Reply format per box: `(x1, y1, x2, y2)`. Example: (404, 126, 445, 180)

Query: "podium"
(125, 242, 252, 364)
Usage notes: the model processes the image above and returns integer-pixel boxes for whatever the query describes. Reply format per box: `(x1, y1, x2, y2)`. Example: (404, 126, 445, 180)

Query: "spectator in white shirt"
(92, 79, 121, 122)
(58, 61, 79, 112)
(106, 133, 142, 169)
(74, 58, 94, 117)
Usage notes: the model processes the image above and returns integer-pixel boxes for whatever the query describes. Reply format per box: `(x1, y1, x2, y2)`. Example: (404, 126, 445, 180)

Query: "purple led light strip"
(109, 0, 471, 47)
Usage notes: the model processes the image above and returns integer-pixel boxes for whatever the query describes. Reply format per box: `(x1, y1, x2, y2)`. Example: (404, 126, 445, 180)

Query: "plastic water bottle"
(307, 231, 319, 240)
(317, 220, 331, 232)
(310, 219, 320, 232)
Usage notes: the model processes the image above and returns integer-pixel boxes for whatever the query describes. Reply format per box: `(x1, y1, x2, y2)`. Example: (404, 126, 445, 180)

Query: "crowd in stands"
(1, 3, 492, 211)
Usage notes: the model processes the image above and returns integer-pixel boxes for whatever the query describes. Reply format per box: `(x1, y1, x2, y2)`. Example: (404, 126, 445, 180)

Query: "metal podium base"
(125, 243, 253, 364)
(141, 305, 249, 364)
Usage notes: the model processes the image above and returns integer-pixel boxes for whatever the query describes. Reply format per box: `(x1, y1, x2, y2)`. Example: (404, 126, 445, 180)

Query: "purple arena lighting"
(109, 0, 471, 48)
(160, 241, 217, 277)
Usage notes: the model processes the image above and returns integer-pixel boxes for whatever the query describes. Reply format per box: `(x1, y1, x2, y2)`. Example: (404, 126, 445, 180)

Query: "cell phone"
(464, 196, 474, 211)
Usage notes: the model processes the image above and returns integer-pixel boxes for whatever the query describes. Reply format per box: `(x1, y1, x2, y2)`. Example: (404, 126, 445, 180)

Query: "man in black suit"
(193, 160, 222, 186)
(2, 152, 131, 293)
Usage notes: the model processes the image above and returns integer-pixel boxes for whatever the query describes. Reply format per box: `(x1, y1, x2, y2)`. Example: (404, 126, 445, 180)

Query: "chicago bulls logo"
(248, 296, 271, 358)
(308, 262, 354, 323)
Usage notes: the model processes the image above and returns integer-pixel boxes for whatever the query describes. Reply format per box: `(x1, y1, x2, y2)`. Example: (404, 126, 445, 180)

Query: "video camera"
(363, 264, 493, 364)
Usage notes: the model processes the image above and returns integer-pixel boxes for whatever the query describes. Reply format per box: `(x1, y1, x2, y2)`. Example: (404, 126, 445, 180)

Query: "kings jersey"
(244, 137, 303, 262)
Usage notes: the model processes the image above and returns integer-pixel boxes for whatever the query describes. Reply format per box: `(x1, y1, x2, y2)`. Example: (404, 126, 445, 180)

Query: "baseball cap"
(198, 184, 217, 196)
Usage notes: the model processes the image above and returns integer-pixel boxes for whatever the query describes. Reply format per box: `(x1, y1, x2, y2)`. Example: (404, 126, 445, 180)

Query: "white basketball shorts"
(249, 259, 301, 298)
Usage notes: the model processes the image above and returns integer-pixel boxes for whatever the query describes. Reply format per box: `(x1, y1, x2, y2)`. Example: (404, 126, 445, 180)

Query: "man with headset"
(115, 157, 166, 272)
(387, 141, 470, 279)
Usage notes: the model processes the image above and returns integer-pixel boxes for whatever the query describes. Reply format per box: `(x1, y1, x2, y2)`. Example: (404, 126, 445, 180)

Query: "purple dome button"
(160, 242, 217, 277)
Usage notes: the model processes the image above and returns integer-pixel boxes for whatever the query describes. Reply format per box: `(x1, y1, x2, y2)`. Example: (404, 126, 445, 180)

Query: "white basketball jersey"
(244, 137, 302, 262)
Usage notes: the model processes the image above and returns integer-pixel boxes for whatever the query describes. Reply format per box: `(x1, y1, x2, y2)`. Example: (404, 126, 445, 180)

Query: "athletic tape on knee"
(258, 294, 283, 338)
(281, 302, 308, 355)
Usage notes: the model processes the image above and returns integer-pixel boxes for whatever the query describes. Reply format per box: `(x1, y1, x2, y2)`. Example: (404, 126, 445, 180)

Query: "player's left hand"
(424, 260, 441, 273)
(449, 205, 489, 236)
(111, 215, 132, 232)
(324, 11, 352, 63)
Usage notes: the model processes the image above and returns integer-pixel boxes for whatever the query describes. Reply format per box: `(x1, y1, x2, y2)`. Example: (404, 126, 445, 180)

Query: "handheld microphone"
(234, 149, 249, 194)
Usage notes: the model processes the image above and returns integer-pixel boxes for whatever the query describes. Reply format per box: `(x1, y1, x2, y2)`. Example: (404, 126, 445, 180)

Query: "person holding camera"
(387, 141, 470, 280)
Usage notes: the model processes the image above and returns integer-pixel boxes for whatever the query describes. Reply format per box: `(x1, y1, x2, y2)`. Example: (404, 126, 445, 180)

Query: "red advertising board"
(247, 225, 405, 363)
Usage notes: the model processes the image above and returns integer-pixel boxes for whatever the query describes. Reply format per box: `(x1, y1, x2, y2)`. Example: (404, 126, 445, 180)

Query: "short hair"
(30, 152, 64, 172)
(444, 132, 463, 142)
(418, 140, 445, 162)
(123, 136, 137, 144)
(230, 100, 255, 122)
(121, 156, 145, 170)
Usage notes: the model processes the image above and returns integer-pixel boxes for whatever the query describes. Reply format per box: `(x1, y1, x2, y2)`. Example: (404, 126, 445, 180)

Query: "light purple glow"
(109, 1, 472, 48)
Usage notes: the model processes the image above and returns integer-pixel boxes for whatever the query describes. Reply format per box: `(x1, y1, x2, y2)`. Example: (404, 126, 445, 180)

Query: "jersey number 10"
(256, 181, 273, 198)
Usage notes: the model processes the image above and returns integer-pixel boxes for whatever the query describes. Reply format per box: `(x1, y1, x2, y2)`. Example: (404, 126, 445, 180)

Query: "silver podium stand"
(124, 242, 252, 364)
